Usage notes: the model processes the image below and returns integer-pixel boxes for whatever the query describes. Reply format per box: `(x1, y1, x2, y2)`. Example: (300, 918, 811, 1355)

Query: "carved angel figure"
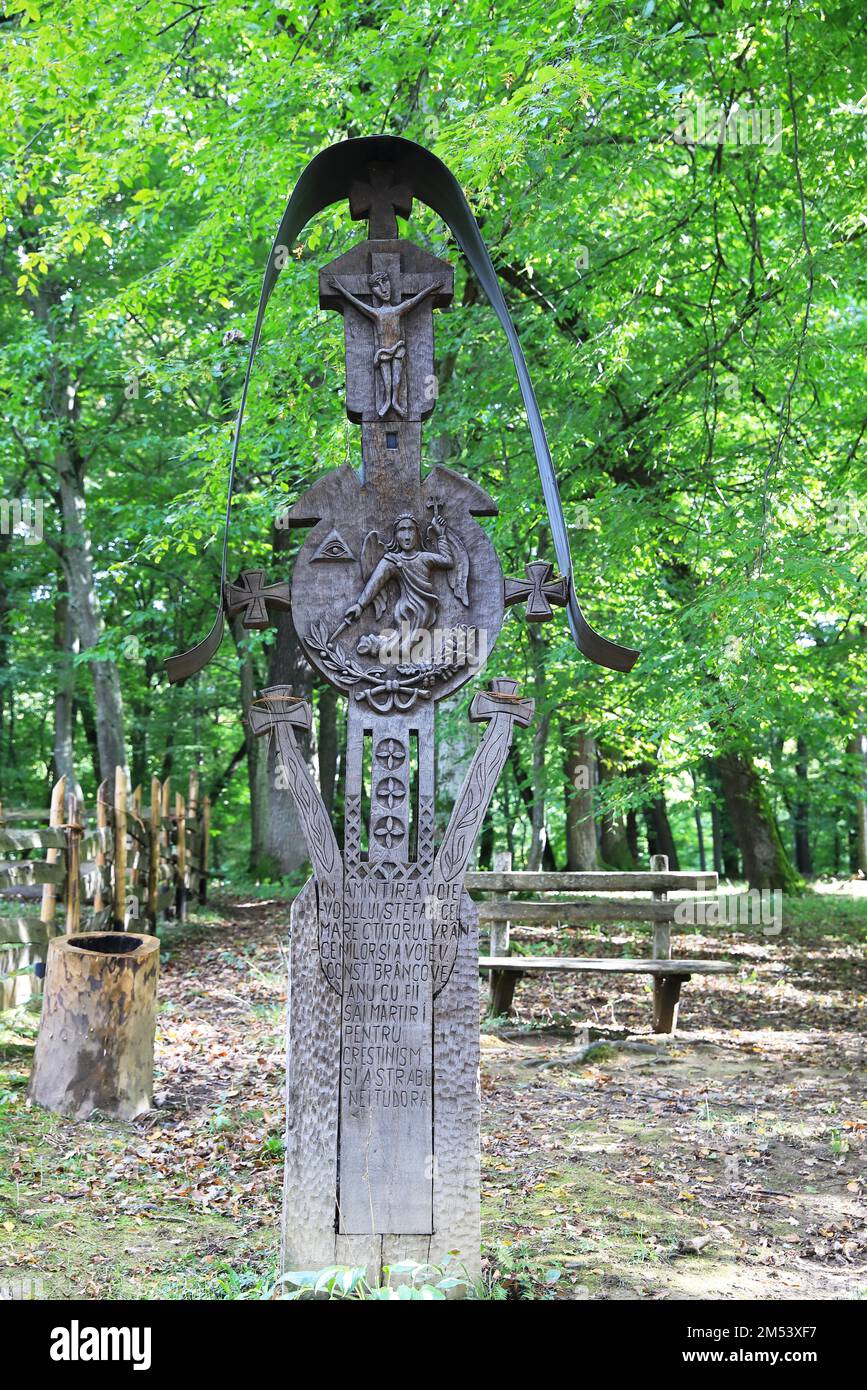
(342, 513, 469, 636)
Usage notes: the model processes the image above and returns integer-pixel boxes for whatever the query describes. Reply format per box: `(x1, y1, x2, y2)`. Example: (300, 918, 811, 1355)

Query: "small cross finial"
(225, 570, 292, 630)
(249, 686, 312, 737)
(469, 678, 535, 728)
(504, 561, 569, 622)
(349, 162, 412, 239)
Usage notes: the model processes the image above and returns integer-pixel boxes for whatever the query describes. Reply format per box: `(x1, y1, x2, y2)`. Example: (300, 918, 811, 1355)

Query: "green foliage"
(277, 1260, 469, 1300)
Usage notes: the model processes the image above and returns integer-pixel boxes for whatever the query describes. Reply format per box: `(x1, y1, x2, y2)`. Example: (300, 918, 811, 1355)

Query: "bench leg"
(652, 974, 687, 1034)
(489, 969, 519, 1016)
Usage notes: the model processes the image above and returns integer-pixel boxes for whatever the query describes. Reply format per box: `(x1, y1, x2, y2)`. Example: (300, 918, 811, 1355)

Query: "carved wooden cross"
(349, 162, 413, 239)
(504, 560, 569, 621)
(225, 570, 292, 630)
(469, 677, 535, 728)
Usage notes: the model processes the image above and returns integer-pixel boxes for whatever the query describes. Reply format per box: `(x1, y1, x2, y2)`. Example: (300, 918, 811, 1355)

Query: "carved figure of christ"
(329, 272, 443, 418)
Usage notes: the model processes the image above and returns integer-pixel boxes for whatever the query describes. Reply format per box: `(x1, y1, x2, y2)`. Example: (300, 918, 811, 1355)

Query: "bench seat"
(472, 854, 733, 1033)
(478, 954, 737, 1029)
(478, 956, 737, 975)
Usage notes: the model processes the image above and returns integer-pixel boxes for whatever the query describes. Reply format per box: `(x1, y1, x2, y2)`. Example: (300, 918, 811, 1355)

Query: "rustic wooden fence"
(0, 768, 211, 1008)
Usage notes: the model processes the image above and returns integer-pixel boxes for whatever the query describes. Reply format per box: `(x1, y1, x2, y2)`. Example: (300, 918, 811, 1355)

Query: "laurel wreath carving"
(306, 618, 473, 712)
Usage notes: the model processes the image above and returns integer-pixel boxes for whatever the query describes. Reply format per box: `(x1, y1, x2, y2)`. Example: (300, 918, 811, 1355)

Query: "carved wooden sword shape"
(248, 686, 341, 890)
(428, 678, 535, 994)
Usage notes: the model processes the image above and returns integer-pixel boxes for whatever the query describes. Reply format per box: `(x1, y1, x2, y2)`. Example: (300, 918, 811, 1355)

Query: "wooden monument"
(166, 137, 638, 1287)
(246, 172, 544, 1281)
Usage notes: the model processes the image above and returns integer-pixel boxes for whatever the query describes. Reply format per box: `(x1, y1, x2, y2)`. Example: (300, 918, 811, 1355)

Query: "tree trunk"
(55, 418, 126, 779)
(508, 743, 557, 870)
(690, 769, 707, 872)
(625, 808, 640, 863)
(564, 730, 598, 870)
(53, 576, 77, 786)
(231, 617, 269, 874)
(478, 809, 495, 869)
(597, 750, 636, 869)
(707, 759, 740, 878)
(28, 279, 127, 781)
(793, 737, 812, 876)
(847, 734, 867, 875)
(526, 627, 552, 871)
(77, 694, 103, 789)
(642, 778, 679, 870)
(694, 805, 707, 871)
(717, 749, 799, 891)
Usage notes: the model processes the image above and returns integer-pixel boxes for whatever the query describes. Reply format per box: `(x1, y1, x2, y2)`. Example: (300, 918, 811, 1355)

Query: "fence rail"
(0, 768, 211, 1008)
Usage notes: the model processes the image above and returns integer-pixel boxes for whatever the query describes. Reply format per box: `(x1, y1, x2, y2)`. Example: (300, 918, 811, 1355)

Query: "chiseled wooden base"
(281, 879, 480, 1289)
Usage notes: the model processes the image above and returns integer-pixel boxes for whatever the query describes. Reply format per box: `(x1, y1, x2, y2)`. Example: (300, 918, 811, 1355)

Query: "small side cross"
(349, 162, 413, 239)
(469, 678, 535, 729)
(225, 570, 292, 630)
(503, 560, 569, 622)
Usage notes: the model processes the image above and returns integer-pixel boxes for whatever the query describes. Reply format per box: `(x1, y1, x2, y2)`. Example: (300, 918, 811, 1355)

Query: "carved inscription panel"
(338, 866, 434, 1234)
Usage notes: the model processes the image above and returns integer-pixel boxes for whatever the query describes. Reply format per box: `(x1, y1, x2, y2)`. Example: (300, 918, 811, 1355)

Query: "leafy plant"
(275, 1261, 469, 1301)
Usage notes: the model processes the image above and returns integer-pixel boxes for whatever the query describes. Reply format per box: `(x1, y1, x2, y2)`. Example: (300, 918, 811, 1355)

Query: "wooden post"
(113, 766, 128, 931)
(28, 931, 160, 1120)
(199, 794, 210, 905)
(160, 778, 171, 909)
(147, 775, 160, 928)
(651, 853, 671, 959)
(130, 783, 143, 917)
(653, 973, 686, 1034)
(93, 779, 110, 919)
(40, 776, 67, 934)
(650, 853, 678, 1033)
(187, 769, 199, 902)
(489, 849, 515, 1015)
(175, 791, 187, 921)
(63, 791, 82, 935)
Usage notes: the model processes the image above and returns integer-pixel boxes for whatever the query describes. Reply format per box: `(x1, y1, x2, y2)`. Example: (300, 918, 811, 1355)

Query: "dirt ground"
(1, 894, 864, 1300)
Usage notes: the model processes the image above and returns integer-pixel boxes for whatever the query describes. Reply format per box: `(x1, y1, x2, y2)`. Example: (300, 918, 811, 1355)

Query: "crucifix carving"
(328, 272, 443, 418)
(319, 219, 452, 425)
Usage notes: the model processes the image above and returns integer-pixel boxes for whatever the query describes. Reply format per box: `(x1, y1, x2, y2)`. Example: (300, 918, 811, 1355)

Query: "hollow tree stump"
(28, 932, 160, 1120)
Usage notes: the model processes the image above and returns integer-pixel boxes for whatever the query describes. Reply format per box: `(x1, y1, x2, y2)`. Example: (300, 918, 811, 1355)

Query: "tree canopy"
(1, 0, 865, 885)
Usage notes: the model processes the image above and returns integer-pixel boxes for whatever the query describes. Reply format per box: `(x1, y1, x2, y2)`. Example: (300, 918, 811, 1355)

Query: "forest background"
(1, 0, 865, 895)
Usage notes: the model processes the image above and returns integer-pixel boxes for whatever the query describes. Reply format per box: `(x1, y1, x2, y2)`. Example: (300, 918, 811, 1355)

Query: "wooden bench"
(468, 854, 736, 1033)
